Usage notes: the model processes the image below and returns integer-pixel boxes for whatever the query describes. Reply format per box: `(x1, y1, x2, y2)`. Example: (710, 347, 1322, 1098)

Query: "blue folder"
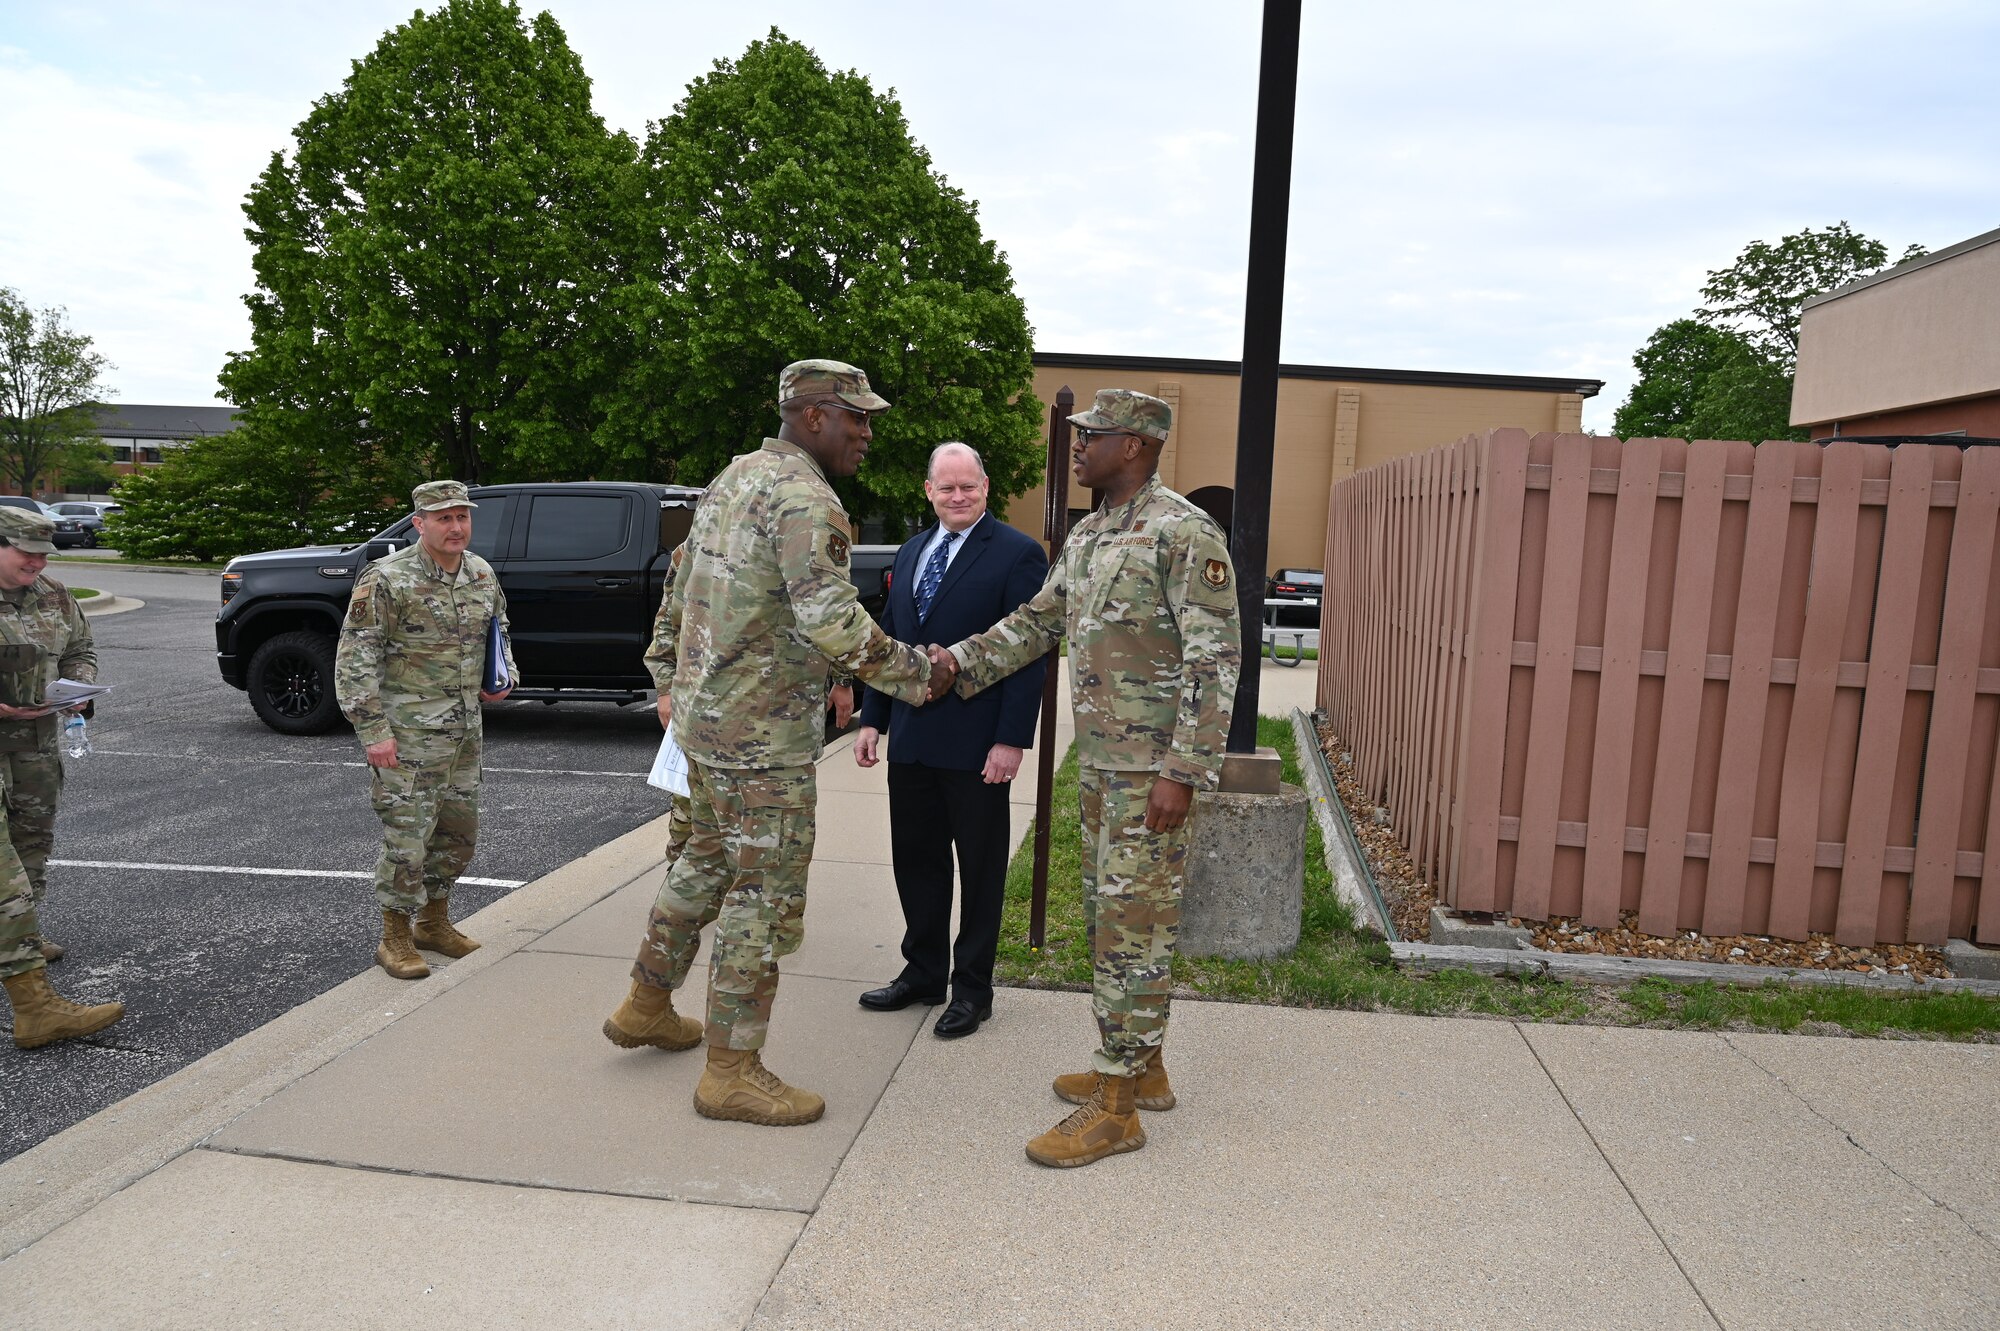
(482, 615, 510, 693)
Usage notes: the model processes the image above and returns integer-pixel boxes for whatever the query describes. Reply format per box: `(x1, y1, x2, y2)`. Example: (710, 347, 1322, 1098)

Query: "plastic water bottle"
(61, 713, 90, 759)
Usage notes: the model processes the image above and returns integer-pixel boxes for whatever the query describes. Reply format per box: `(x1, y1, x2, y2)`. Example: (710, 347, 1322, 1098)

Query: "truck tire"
(247, 630, 344, 735)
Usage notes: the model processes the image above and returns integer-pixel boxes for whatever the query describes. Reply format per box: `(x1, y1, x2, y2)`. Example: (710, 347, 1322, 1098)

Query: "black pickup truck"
(216, 480, 899, 735)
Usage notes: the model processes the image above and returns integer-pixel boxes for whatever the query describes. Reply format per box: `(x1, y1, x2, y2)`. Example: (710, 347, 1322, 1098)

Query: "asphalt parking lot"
(3, 562, 674, 1160)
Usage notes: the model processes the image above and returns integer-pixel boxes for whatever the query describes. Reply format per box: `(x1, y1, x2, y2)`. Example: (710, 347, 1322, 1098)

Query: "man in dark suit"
(855, 442, 1048, 1038)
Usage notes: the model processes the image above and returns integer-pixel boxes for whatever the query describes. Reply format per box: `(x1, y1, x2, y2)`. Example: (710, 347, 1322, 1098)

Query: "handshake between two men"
(922, 643, 958, 703)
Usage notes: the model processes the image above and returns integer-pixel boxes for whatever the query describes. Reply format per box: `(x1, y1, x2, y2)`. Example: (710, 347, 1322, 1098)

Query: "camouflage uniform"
(645, 548, 694, 865)
(335, 489, 515, 915)
(0, 812, 44, 980)
(0, 568, 95, 920)
(632, 365, 931, 1052)
(950, 391, 1241, 1079)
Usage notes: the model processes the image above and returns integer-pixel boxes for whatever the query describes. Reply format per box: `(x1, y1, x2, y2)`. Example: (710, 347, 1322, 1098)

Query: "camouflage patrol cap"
(778, 359, 891, 411)
(0, 504, 58, 554)
(412, 480, 477, 512)
(1069, 389, 1172, 443)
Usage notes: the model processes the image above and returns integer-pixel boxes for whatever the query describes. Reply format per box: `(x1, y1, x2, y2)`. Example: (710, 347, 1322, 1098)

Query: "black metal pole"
(1029, 385, 1074, 950)
(1227, 0, 1302, 754)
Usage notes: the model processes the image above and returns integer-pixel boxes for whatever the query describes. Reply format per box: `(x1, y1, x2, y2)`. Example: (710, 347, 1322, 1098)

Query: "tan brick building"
(1001, 353, 1601, 575)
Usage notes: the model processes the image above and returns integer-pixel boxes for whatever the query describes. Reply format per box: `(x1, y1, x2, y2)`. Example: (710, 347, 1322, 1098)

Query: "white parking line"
(52, 859, 525, 889)
(92, 750, 646, 779)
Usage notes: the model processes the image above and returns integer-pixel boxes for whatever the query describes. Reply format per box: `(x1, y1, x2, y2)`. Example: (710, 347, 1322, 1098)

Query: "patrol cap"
(0, 505, 58, 554)
(1069, 388, 1172, 443)
(412, 480, 478, 512)
(778, 359, 890, 411)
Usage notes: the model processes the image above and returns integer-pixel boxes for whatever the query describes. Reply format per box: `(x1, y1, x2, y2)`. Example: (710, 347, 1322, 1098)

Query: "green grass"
(70, 587, 99, 599)
(51, 555, 232, 571)
(996, 716, 2000, 1039)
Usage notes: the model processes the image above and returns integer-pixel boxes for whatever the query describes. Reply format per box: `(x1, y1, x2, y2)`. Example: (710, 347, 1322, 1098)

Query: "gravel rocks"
(1313, 711, 1955, 980)
(1314, 715, 1436, 941)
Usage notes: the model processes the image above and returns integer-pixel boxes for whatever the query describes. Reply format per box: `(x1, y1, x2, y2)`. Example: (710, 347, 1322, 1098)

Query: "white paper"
(646, 723, 691, 797)
(40, 677, 112, 709)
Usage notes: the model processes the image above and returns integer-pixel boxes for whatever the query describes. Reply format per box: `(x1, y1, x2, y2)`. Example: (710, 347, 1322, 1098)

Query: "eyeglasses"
(1074, 427, 1132, 445)
(816, 399, 874, 422)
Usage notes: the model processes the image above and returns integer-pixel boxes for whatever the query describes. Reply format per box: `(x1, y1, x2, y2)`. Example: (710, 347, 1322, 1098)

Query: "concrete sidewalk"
(2, 662, 1995, 1329)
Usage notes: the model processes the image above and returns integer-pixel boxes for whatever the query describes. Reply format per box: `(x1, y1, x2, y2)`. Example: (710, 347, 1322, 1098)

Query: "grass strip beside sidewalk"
(996, 717, 2000, 1039)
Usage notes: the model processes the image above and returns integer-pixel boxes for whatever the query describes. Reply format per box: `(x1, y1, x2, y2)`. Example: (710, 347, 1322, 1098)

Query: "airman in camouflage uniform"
(335, 480, 516, 980)
(603, 359, 940, 1129)
(0, 505, 123, 1047)
(941, 388, 1241, 1168)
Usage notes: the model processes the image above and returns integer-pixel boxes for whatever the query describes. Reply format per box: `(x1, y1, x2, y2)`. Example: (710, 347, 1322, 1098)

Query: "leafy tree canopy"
(1697, 221, 1927, 367)
(218, 0, 639, 485)
(1616, 222, 1925, 443)
(598, 29, 1042, 528)
(0, 287, 112, 497)
(104, 430, 420, 563)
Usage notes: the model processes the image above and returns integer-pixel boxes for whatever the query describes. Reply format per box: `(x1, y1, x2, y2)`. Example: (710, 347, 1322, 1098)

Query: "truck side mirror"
(361, 540, 398, 564)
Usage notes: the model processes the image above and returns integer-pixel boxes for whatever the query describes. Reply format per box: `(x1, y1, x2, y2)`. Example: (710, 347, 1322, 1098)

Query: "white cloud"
(2, 0, 1997, 439)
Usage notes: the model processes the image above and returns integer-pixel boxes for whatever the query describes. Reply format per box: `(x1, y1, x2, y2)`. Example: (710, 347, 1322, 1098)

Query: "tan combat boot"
(602, 980, 703, 1051)
(1053, 1046, 1176, 1111)
(412, 897, 480, 958)
(1026, 1072, 1145, 1168)
(693, 1047, 825, 1126)
(28, 934, 64, 962)
(4, 967, 124, 1049)
(376, 910, 430, 980)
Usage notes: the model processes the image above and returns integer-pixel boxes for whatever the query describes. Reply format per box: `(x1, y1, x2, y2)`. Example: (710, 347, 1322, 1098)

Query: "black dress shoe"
(933, 998, 992, 1039)
(858, 978, 945, 1011)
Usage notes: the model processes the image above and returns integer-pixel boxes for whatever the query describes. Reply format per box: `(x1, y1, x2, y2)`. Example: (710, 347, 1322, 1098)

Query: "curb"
(1289, 706, 1390, 938)
(79, 595, 144, 619)
(1390, 940, 2000, 996)
(50, 559, 223, 577)
(0, 812, 676, 1260)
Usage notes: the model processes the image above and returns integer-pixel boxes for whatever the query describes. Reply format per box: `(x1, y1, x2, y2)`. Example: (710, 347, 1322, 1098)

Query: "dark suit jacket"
(858, 515, 1048, 771)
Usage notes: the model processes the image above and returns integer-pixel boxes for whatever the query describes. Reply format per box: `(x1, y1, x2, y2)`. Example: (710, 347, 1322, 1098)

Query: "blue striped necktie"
(916, 530, 958, 619)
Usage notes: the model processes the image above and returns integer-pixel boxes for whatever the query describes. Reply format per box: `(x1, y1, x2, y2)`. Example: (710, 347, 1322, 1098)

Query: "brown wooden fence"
(1315, 429, 2000, 947)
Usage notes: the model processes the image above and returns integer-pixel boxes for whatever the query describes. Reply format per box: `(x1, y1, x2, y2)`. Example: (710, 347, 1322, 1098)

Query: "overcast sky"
(4, 0, 1997, 432)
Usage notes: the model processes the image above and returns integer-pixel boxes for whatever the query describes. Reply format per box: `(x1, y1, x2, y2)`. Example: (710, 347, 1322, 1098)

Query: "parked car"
(0, 496, 91, 549)
(1265, 567, 1323, 624)
(50, 501, 120, 548)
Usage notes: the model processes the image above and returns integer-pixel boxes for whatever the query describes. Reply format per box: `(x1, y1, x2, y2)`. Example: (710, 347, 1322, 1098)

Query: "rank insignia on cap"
(828, 532, 850, 565)
(1202, 558, 1229, 589)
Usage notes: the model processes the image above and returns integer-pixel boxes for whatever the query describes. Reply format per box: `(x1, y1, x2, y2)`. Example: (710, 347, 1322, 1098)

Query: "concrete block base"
(1182, 783, 1307, 959)
(1944, 938, 2000, 980)
(1429, 906, 1532, 950)
(1220, 747, 1282, 794)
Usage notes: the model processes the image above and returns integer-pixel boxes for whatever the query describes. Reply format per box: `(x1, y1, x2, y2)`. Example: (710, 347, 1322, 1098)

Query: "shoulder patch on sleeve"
(1202, 558, 1230, 590)
(828, 531, 850, 566)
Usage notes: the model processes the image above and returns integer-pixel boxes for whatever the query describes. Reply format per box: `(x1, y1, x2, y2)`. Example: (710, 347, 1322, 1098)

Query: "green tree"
(218, 0, 639, 485)
(1697, 221, 1927, 366)
(1613, 319, 1802, 443)
(1616, 222, 1926, 442)
(57, 448, 118, 498)
(104, 430, 420, 563)
(0, 288, 112, 497)
(600, 29, 1042, 527)
(1612, 319, 1745, 438)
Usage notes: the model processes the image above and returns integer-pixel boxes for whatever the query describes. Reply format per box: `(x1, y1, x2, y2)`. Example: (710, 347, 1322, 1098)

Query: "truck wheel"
(247, 630, 344, 735)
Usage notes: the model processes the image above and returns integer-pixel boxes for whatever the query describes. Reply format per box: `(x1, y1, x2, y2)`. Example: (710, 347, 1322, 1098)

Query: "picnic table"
(1260, 597, 1315, 666)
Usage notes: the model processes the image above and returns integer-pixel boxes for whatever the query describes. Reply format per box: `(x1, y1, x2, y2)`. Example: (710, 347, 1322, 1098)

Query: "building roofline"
(1803, 225, 2000, 311)
(85, 402, 242, 439)
(1032, 351, 1601, 398)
